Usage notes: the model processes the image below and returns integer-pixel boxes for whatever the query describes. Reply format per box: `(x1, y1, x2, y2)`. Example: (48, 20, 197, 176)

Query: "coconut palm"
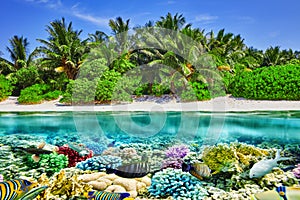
(0, 35, 37, 74)
(156, 13, 190, 31)
(37, 18, 88, 80)
(262, 46, 286, 67)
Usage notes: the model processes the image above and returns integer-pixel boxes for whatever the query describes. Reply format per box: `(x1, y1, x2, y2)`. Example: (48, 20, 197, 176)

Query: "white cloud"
(72, 11, 110, 27)
(25, 0, 62, 9)
(194, 14, 218, 24)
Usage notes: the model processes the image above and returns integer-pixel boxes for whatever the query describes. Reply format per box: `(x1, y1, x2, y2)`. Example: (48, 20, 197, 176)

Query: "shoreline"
(0, 95, 300, 112)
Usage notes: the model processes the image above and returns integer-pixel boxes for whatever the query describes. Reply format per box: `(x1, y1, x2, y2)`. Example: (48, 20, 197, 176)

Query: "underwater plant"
(148, 168, 208, 199)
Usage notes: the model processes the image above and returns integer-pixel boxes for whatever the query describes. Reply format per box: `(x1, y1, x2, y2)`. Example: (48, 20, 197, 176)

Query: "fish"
(182, 162, 211, 180)
(15, 142, 53, 163)
(0, 179, 36, 200)
(249, 149, 290, 178)
(251, 186, 300, 200)
(106, 162, 151, 178)
(19, 185, 48, 200)
(66, 143, 90, 156)
(84, 190, 134, 200)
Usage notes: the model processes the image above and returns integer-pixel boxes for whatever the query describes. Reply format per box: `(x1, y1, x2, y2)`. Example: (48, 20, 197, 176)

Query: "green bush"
(0, 75, 14, 101)
(229, 64, 300, 100)
(95, 70, 121, 102)
(43, 90, 61, 100)
(18, 84, 50, 104)
(60, 79, 97, 104)
(9, 66, 41, 95)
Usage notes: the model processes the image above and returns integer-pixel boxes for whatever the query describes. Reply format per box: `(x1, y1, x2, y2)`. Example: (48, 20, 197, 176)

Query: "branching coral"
(162, 144, 190, 169)
(148, 168, 208, 199)
(76, 155, 122, 171)
(36, 170, 92, 200)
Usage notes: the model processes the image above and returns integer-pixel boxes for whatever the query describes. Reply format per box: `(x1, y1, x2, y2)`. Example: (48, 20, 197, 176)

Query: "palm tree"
(37, 18, 88, 80)
(156, 13, 190, 31)
(0, 35, 37, 74)
(88, 31, 108, 44)
(262, 46, 285, 67)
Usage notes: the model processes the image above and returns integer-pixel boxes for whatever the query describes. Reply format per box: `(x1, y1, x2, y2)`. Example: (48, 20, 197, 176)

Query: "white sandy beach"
(0, 95, 299, 112)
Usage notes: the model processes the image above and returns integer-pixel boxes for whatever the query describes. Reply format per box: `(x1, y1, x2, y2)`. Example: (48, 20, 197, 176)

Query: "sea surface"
(0, 111, 299, 144)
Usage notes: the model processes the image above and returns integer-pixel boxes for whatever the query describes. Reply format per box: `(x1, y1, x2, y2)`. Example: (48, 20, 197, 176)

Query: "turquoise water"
(0, 111, 299, 144)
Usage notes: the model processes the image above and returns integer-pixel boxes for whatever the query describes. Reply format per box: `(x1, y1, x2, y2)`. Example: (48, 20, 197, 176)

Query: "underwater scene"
(0, 111, 300, 200)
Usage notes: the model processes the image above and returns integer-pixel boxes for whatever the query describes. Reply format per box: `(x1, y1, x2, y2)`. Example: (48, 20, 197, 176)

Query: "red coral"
(57, 146, 93, 167)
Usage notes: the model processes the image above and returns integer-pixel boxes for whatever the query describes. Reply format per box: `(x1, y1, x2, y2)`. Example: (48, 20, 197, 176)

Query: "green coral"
(25, 152, 68, 176)
(202, 143, 271, 175)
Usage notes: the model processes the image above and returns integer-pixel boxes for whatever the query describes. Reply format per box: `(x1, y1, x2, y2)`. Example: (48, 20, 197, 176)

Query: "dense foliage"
(230, 65, 300, 100)
(0, 75, 14, 101)
(18, 84, 61, 104)
(1, 13, 300, 103)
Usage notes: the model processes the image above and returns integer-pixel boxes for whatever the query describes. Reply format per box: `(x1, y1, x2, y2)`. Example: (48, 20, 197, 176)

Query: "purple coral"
(165, 145, 190, 158)
(292, 164, 300, 178)
(162, 145, 190, 169)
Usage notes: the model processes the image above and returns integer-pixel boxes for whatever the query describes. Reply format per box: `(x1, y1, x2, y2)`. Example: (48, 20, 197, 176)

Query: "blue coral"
(84, 141, 107, 155)
(76, 155, 122, 171)
(148, 168, 208, 199)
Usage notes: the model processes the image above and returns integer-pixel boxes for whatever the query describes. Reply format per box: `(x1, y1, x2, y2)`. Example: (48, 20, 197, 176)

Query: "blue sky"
(1, 0, 300, 58)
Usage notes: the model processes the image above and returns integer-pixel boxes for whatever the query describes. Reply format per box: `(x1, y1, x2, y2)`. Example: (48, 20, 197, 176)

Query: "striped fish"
(85, 190, 133, 200)
(0, 179, 34, 200)
(19, 186, 48, 200)
(106, 162, 151, 178)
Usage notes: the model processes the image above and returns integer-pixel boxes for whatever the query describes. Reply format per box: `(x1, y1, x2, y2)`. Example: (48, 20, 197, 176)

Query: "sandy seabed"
(0, 95, 300, 112)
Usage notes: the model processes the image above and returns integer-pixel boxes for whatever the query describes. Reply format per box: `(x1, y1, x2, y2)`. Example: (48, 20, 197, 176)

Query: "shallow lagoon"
(0, 111, 299, 199)
(1, 111, 300, 143)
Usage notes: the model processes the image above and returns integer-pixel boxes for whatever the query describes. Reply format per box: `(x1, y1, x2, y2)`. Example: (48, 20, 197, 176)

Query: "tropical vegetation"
(1, 13, 300, 104)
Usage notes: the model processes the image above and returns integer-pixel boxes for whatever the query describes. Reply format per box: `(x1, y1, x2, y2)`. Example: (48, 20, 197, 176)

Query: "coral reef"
(165, 144, 190, 158)
(102, 147, 142, 164)
(36, 169, 92, 199)
(46, 132, 81, 146)
(292, 164, 300, 178)
(78, 171, 151, 198)
(57, 145, 93, 167)
(202, 143, 270, 175)
(76, 155, 122, 171)
(24, 152, 68, 176)
(162, 144, 190, 169)
(148, 168, 208, 199)
(84, 141, 107, 155)
(203, 184, 264, 200)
